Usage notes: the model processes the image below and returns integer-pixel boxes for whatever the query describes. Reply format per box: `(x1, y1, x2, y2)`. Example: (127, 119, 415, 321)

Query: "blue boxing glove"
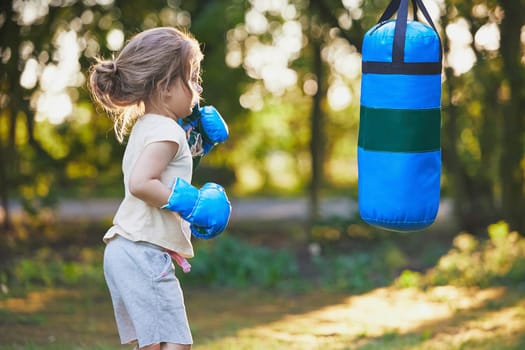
(180, 104, 229, 158)
(162, 178, 232, 239)
(199, 105, 229, 154)
(189, 182, 232, 239)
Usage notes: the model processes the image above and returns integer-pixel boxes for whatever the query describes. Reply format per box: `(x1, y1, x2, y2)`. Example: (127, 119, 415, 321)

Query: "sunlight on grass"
(192, 286, 524, 350)
(418, 302, 525, 350)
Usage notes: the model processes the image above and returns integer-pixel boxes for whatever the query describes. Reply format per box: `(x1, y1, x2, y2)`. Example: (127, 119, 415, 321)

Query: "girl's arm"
(128, 141, 179, 207)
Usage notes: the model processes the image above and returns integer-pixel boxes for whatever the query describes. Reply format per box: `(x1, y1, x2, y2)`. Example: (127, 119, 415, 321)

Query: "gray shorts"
(104, 235, 193, 347)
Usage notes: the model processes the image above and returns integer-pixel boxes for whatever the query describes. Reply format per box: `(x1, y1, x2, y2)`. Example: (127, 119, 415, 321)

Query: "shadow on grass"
(0, 285, 120, 348)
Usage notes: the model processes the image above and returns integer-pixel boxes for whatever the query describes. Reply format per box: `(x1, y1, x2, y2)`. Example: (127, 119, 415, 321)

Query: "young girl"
(88, 27, 230, 350)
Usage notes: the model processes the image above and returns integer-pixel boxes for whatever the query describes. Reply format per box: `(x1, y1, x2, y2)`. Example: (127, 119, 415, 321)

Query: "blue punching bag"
(358, 0, 442, 231)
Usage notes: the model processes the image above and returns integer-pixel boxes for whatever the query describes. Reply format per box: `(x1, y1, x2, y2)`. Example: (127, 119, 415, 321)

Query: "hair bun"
(89, 59, 122, 109)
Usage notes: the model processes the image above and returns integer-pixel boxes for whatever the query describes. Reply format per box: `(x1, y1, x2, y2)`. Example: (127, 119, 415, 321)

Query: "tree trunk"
(0, 0, 16, 231)
(498, 0, 525, 234)
(309, 38, 324, 224)
(0, 142, 10, 231)
(441, 18, 477, 232)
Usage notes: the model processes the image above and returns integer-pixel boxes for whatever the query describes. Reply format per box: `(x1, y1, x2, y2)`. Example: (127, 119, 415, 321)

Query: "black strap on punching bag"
(362, 0, 442, 75)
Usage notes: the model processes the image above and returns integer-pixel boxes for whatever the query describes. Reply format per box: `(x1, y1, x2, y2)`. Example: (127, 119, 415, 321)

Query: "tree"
(1, 0, 523, 238)
(441, 0, 525, 233)
(231, 0, 525, 234)
(222, 0, 373, 224)
(498, 0, 525, 234)
(0, 0, 246, 234)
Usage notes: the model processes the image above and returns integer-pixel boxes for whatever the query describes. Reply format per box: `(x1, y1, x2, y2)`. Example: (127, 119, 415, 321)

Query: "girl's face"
(165, 66, 202, 119)
(188, 66, 203, 108)
(165, 79, 193, 118)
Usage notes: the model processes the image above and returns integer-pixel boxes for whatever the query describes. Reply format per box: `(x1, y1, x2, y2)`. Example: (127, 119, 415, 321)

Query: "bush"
(313, 241, 408, 292)
(396, 221, 525, 288)
(3, 236, 300, 293)
(3, 246, 105, 292)
(180, 235, 299, 288)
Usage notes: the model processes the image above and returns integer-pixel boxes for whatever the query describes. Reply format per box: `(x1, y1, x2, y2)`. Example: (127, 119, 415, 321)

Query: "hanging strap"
(362, 0, 442, 75)
(378, 0, 419, 24)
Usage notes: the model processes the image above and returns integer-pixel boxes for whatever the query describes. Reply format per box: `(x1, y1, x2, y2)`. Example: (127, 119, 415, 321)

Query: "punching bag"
(358, 0, 442, 231)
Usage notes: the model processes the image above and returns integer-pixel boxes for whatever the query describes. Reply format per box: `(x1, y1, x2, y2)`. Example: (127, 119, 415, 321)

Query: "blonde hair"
(88, 27, 203, 142)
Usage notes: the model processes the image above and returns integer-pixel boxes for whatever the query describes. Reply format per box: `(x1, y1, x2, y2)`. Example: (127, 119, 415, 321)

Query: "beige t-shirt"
(104, 114, 194, 258)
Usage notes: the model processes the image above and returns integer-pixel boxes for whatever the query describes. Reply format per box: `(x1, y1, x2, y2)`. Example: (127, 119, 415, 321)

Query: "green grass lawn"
(1, 282, 525, 349)
(2, 220, 525, 349)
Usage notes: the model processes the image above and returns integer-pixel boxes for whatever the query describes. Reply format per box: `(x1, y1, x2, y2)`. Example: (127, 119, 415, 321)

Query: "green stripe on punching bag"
(358, 106, 441, 152)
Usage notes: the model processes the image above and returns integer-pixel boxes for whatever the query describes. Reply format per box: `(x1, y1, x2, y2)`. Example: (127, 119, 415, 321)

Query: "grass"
(2, 220, 525, 349)
(1, 284, 525, 349)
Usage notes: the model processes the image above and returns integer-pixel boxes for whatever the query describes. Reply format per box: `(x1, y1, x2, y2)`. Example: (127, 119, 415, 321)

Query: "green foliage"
(5, 219, 525, 298)
(4, 247, 105, 292)
(313, 240, 408, 292)
(0, 309, 45, 326)
(0, 0, 524, 238)
(396, 269, 423, 288)
(396, 221, 525, 288)
(1, 229, 414, 295)
(182, 236, 299, 288)
(1, 232, 412, 295)
(314, 253, 375, 292)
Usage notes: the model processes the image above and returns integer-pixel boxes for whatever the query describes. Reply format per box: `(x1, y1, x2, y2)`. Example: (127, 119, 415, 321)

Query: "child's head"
(89, 27, 203, 142)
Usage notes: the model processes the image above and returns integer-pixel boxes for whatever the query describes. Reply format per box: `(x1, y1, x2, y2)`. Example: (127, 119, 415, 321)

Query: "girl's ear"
(163, 78, 180, 97)
(154, 81, 173, 103)
(156, 80, 168, 95)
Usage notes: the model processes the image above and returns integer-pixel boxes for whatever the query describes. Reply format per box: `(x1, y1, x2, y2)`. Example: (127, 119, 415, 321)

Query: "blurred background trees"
(0, 0, 523, 234)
